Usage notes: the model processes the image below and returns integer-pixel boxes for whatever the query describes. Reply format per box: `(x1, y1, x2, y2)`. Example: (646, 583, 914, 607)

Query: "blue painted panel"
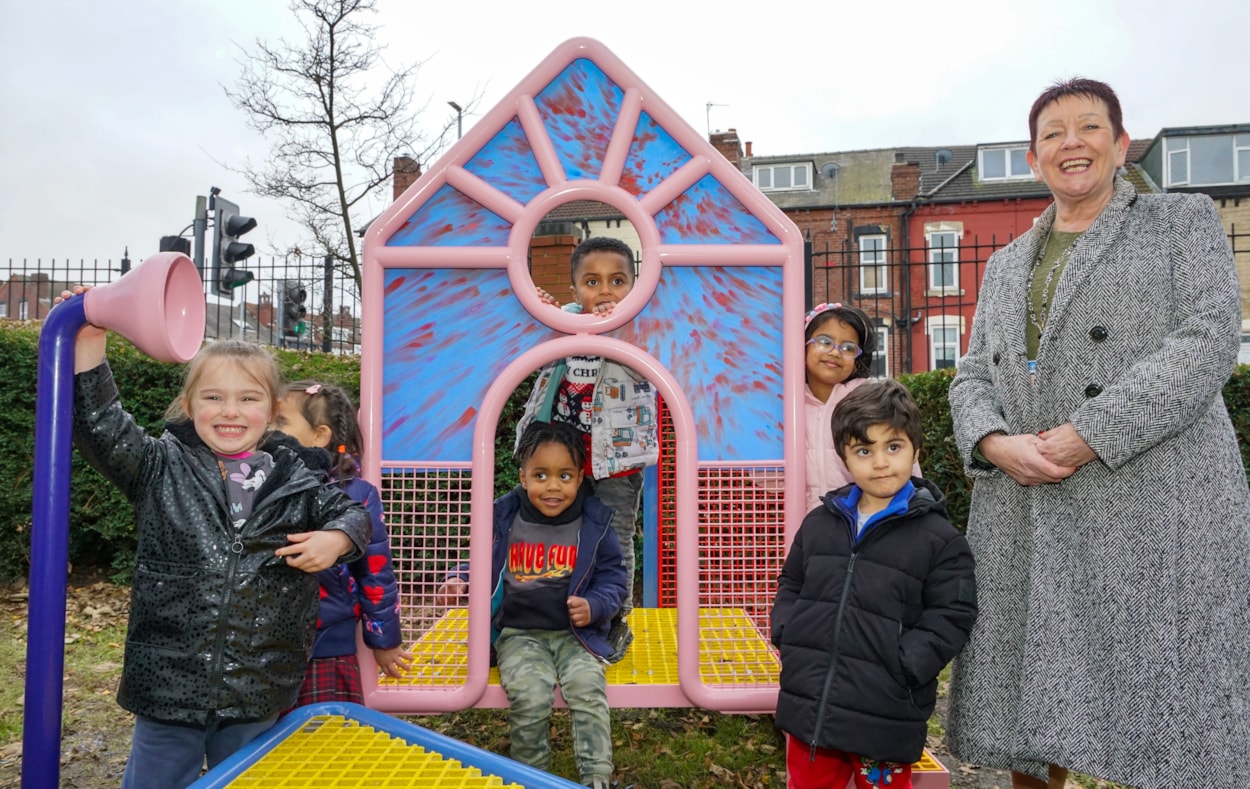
(654, 175, 780, 245)
(615, 266, 784, 459)
(381, 265, 784, 462)
(385, 184, 512, 248)
(463, 117, 549, 205)
(381, 269, 556, 460)
(535, 59, 622, 181)
(620, 111, 691, 198)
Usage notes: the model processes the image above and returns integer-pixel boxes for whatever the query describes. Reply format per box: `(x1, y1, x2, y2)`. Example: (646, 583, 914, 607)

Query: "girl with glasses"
(802, 302, 918, 514)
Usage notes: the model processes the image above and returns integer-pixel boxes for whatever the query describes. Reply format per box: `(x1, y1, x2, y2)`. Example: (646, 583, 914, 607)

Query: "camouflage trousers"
(495, 627, 612, 785)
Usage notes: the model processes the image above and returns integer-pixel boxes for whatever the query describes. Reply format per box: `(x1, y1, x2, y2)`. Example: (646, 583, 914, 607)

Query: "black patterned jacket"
(73, 362, 369, 725)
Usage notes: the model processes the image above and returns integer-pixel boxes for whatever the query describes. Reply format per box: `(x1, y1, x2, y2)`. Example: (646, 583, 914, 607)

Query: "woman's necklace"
(1026, 226, 1076, 334)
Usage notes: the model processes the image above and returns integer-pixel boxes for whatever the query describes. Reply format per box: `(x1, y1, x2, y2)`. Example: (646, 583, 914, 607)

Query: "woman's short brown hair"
(1028, 77, 1125, 154)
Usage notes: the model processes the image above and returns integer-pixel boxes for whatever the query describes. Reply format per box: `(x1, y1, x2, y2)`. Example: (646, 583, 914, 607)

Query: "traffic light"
(280, 280, 308, 340)
(210, 196, 257, 296)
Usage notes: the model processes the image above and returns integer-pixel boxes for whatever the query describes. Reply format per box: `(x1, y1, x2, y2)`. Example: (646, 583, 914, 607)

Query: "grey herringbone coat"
(945, 176, 1250, 788)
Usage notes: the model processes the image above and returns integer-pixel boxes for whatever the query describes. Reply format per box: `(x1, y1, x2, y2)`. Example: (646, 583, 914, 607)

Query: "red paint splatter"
(431, 406, 478, 447)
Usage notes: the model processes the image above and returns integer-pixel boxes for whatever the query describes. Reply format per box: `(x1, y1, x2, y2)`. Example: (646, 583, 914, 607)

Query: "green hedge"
(2, 321, 1247, 581)
(0, 326, 365, 581)
(898, 368, 973, 535)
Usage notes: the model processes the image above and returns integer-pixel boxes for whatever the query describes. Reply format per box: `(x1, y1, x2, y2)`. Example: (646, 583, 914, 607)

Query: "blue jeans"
(593, 472, 642, 617)
(120, 713, 278, 789)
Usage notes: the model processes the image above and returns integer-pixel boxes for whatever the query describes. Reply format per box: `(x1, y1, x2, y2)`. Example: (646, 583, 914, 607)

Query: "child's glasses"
(807, 335, 862, 358)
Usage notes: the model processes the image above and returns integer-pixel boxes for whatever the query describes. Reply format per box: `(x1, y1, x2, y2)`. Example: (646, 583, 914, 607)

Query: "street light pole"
(448, 100, 463, 139)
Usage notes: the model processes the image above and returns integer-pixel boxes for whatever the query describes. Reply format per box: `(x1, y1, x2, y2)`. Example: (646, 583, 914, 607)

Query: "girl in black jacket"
(771, 380, 977, 788)
(67, 300, 370, 789)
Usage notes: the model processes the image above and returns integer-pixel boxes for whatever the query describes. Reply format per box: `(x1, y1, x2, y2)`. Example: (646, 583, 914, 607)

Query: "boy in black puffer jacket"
(771, 379, 977, 789)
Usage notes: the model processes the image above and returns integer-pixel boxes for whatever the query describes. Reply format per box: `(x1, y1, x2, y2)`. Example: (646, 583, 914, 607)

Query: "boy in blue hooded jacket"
(439, 420, 626, 789)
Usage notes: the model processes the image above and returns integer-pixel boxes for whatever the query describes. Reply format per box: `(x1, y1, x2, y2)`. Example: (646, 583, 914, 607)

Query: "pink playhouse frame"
(357, 37, 804, 714)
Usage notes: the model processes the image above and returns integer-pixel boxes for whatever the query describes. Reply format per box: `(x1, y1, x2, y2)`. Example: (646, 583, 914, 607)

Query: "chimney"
(745, 141, 753, 158)
(393, 155, 422, 201)
(709, 127, 743, 165)
(891, 160, 922, 201)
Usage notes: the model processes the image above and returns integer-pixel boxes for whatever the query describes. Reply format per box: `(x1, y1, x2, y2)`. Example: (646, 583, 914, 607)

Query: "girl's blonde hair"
(282, 380, 363, 482)
(163, 339, 282, 423)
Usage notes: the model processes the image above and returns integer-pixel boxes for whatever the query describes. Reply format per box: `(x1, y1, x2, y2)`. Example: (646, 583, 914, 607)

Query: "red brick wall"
(710, 129, 743, 166)
(891, 162, 921, 201)
(528, 234, 578, 305)
(393, 156, 422, 201)
(783, 204, 911, 371)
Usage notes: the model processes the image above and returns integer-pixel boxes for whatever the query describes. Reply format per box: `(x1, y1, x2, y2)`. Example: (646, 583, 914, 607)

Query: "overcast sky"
(3, 0, 1247, 264)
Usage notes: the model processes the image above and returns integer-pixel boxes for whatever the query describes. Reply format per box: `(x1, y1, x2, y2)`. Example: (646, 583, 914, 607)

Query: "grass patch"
(0, 612, 25, 744)
(0, 600, 132, 749)
(9, 578, 1138, 789)
(417, 707, 786, 787)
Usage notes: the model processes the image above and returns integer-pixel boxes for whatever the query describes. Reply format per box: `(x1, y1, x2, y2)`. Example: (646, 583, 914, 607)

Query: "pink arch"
(359, 37, 804, 714)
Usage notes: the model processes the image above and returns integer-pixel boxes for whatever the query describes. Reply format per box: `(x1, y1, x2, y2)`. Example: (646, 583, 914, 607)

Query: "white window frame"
(858, 234, 888, 294)
(978, 145, 1032, 181)
(752, 163, 812, 192)
(18, 299, 28, 321)
(1166, 137, 1190, 186)
(926, 315, 965, 371)
(926, 229, 960, 293)
(1239, 134, 1250, 182)
(870, 325, 889, 378)
(1165, 133, 1250, 187)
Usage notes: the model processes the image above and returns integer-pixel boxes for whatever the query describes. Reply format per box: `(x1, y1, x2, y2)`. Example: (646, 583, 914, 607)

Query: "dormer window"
(753, 163, 812, 192)
(1164, 134, 1250, 187)
(978, 145, 1032, 181)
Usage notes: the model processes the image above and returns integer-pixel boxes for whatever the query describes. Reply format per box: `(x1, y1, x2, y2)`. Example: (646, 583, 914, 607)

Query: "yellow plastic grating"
(223, 715, 523, 788)
(382, 607, 780, 688)
(914, 749, 944, 773)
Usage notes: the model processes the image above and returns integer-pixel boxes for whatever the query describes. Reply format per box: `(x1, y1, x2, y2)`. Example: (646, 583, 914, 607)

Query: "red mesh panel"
(655, 399, 787, 634)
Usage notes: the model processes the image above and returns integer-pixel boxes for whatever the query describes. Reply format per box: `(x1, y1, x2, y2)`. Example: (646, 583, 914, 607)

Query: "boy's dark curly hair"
(515, 420, 587, 471)
(569, 236, 636, 283)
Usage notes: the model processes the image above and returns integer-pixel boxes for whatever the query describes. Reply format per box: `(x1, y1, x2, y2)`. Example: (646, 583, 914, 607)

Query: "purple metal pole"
(24, 295, 87, 789)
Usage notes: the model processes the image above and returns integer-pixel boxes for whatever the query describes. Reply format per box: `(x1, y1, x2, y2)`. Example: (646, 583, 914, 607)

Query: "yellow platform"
(195, 710, 572, 789)
(382, 607, 781, 688)
(193, 707, 948, 789)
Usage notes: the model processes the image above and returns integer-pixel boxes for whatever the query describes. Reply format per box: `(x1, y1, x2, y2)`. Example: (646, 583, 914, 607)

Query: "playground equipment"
(355, 36, 805, 715)
(349, 35, 949, 786)
(23, 255, 587, 789)
(188, 703, 581, 788)
(25, 35, 948, 789)
(24, 252, 205, 788)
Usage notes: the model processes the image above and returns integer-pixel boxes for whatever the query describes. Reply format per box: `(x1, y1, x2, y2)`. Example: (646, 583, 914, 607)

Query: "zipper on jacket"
(208, 460, 314, 701)
(209, 524, 246, 704)
(811, 552, 857, 751)
(569, 525, 610, 663)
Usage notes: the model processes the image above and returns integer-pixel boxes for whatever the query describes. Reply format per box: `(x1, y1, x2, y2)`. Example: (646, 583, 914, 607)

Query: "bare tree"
(225, 0, 457, 291)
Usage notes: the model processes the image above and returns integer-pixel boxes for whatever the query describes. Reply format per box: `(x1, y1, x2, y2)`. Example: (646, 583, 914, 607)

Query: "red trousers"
(786, 735, 914, 789)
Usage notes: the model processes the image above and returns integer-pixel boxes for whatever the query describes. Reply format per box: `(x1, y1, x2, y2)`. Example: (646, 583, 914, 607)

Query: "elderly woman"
(945, 78, 1250, 789)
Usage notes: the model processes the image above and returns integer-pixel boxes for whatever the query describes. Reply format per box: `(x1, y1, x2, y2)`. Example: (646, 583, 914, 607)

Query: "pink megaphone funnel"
(83, 251, 206, 363)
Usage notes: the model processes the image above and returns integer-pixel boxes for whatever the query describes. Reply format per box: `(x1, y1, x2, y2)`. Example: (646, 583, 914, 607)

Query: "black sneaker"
(606, 619, 634, 664)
